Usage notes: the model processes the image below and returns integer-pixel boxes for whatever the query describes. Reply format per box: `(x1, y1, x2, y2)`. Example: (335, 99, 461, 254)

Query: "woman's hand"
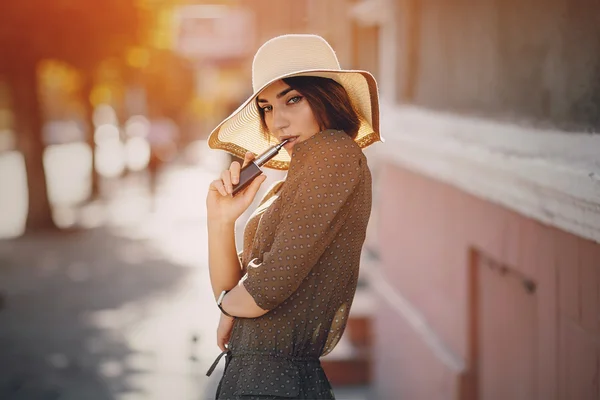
(207, 152, 267, 224)
(216, 313, 236, 352)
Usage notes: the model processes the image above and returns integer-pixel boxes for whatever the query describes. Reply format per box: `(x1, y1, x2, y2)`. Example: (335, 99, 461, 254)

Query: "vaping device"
(232, 138, 290, 196)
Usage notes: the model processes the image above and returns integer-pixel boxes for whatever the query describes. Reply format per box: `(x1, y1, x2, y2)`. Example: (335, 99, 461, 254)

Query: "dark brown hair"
(256, 76, 361, 139)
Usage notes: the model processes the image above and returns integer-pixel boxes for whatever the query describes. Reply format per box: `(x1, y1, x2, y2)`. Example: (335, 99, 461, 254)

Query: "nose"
(271, 107, 289, 133)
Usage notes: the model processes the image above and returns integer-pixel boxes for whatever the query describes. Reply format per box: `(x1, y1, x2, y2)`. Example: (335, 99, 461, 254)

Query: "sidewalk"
(0, 147, 373, 399)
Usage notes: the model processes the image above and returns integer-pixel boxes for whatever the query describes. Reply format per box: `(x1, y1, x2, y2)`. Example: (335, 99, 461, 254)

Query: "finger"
(242, 152, 256, 169)
(210, 179, 228, 197)
(217, 337, 225, 352)
(229, 161, 241, 185)
(241, 173, 266, 200)
(221, 170, 233, 195)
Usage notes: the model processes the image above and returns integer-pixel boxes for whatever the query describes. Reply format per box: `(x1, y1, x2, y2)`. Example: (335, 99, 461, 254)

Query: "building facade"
(211, 0, 600, 398)
(360, 0, 600, 399)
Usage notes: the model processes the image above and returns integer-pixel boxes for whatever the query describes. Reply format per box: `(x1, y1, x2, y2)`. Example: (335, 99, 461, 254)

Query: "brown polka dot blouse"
(214, 129, 372, 399)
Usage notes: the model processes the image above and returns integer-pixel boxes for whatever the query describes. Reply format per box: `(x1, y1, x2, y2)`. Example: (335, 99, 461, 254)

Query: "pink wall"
(374, 163, 600, 400)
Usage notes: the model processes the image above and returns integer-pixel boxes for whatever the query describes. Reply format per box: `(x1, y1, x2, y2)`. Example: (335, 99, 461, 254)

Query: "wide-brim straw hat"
(207, 34, 382, 170)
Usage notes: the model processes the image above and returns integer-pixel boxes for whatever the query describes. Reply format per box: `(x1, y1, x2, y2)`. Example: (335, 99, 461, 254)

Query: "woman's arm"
(207, 216, 268, 317)
(207, 219, 242, 300)
(207, 210, 269, 317)
(220, 280, 268, 318)
(206, 152, 269, 319)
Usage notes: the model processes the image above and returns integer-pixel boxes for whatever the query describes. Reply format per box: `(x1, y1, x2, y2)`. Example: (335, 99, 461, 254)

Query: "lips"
(281, 136, 299, 144)
(280, 137, 298, 154)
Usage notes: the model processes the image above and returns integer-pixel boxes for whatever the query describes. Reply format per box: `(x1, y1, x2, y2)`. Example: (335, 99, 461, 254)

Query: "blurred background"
(0, 0, 599, 399)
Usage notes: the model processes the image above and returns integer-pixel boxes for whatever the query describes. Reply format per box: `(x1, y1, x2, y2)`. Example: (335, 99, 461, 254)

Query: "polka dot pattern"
(216, 130, 372, 399)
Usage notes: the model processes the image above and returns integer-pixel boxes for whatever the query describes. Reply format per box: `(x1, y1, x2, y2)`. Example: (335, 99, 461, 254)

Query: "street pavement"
(0, 143, 372, 400)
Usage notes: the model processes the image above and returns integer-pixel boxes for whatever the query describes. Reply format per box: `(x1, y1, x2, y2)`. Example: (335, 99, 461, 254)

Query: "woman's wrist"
(220, 312, 235, 320)
(217, 289, 235, 318)
(207, 217, 236, 229)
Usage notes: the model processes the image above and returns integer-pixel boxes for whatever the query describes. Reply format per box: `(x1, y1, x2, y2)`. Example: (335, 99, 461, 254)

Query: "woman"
(205, 34, 381, 399)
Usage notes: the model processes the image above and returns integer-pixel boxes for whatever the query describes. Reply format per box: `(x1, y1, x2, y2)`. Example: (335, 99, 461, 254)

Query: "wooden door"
(470, 251, 538, 400)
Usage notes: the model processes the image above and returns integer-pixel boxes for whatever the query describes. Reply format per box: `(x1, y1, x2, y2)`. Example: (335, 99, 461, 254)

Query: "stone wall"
(394, 0, 600, 132)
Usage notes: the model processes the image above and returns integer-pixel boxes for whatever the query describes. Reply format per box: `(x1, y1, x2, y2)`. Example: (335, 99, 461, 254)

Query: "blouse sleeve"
(242, 141, 364, 310)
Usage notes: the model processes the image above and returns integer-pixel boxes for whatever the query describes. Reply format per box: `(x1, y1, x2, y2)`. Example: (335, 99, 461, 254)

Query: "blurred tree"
(0, 1, 147, 231)
(142, 49, 195, 120)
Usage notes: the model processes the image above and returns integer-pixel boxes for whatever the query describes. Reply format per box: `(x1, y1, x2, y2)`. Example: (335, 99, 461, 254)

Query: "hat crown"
(252, 34, 341, 92)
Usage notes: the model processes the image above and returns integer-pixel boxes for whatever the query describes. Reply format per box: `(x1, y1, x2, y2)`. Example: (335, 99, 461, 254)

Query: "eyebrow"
(257, 87, 294, 103)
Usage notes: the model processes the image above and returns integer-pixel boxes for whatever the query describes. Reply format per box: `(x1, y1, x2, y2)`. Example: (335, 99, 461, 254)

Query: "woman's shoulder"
(293, 129, 363, 164)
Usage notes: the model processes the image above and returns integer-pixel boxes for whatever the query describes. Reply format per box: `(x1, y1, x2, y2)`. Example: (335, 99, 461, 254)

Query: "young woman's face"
(257, 80, 321, 156)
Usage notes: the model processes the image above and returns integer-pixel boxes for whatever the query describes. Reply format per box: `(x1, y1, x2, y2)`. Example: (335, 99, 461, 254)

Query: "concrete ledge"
(376, 104, 600, 244)
(370, 265, 466, 374)
(374, 289, 466, 400)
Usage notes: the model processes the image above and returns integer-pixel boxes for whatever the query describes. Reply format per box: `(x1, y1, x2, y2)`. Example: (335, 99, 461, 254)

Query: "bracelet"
(217, 290, 234, 318)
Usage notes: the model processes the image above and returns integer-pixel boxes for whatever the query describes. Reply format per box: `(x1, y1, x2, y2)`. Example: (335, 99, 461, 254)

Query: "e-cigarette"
(232, 138, 290, 196)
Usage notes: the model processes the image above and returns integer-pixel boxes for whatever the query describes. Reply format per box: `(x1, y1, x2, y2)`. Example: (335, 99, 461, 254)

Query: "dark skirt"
(208, 351, 335, 400)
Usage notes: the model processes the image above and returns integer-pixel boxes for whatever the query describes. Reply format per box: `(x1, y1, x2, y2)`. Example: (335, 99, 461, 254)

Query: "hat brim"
(207, 69, 381, 170)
